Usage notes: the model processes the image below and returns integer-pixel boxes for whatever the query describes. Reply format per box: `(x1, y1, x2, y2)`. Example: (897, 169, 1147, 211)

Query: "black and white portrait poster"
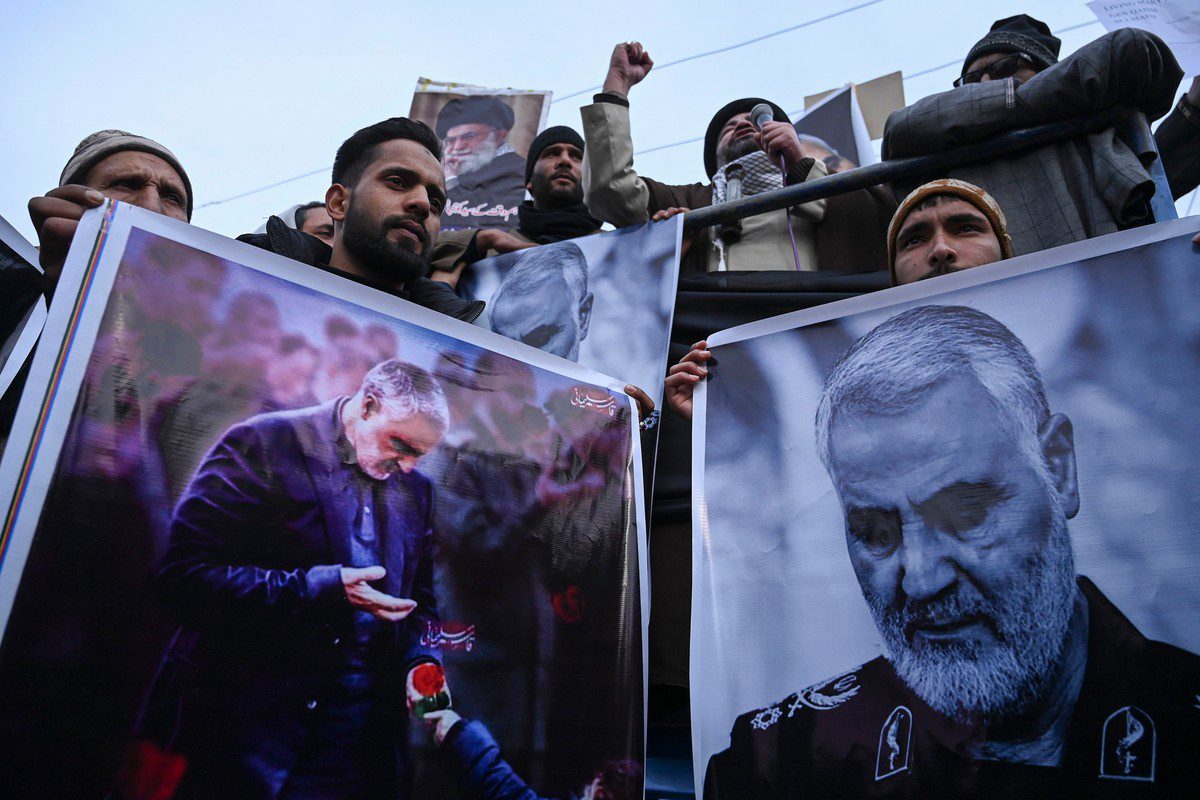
(792, 85, 875, 174)
(0, 203, 647, 800)
(692, 218, 1200, 798)
(0, 215, 46, 399)
(409, 78, 552, 233)
(460, 218, 682, 413)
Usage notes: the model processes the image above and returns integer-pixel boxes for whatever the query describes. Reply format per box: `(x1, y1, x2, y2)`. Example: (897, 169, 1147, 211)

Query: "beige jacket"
(581, 98, 827, 272)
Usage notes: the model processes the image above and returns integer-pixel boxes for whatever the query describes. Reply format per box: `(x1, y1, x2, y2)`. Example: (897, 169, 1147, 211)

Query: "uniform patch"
(875, 706, 912, 781)
(1099, 706, 1155, 782)
(750, 705, 782, 731)
(789, 670, 862, 714)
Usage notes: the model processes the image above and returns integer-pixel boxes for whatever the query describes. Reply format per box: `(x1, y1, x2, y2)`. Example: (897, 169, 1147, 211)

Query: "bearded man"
(239, 117, 483, 323)
(704, 305, 1200, 797)
(435, 97, 527, 232)
(429, 126, 600, 288)
(487, 242, 592, 363)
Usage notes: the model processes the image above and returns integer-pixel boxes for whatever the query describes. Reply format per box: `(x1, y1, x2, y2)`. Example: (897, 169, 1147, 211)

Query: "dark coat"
(443, 151, 528, 232)
(1154, 94, 1200, 200)
(704, 577, 1200, 798)
(238, 217, 484, 323)
(146, 399, 440, 798)
(883, 29, 1182, 255)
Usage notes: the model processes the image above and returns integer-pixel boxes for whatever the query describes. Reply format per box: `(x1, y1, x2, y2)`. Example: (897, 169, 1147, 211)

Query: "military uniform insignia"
(750, 705, 783, 731)
(789, 669, 862, 714)
(874, 706, 912, 781)
(1099, 706, 1155, 782)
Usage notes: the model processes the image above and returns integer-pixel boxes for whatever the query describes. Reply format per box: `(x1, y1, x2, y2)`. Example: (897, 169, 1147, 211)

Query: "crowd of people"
(1, 10, 1198, 800)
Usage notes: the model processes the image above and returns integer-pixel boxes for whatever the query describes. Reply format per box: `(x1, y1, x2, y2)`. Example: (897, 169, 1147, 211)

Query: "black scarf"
(516, 201, 601, 244)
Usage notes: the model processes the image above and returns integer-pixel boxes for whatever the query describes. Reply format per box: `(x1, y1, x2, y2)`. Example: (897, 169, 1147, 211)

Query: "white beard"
(865, 497, 1077, 722)
(446, 133, 500, 178)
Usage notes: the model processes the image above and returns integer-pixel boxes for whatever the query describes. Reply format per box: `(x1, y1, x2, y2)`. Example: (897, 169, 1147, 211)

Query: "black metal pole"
(682, 107, 1132, 232)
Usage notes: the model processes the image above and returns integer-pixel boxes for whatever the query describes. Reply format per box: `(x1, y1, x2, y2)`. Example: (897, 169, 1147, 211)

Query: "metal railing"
(681, 107, 1176, 232)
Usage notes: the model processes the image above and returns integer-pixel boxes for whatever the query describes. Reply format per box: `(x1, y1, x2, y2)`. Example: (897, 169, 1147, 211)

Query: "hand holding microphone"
(750, 104, 803, 172)
(748, 103, 804, 273)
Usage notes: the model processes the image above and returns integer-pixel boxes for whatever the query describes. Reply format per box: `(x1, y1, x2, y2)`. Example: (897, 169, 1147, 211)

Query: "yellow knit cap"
(887, 179, 1013, 285)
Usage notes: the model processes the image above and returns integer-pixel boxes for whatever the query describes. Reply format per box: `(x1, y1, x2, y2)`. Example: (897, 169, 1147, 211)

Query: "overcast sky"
(0, 0, 1192, 244)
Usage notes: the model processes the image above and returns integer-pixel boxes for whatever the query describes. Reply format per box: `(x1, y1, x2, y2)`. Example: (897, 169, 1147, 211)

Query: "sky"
(0, 0, 1194, 244)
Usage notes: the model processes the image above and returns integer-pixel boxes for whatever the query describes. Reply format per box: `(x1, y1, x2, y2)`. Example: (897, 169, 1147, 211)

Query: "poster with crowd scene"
(409, 78, 552, 233)
(0, 215, 46, 399)
(0, 202, 646, 800)
(460, 218, 683, 415)
(692, 218, 1200, 798)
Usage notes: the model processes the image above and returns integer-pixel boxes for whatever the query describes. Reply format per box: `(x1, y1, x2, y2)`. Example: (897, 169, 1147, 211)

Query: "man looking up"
(887, 179, 1012, 285)
(239, 117, 484, 323)
(28, 129, 193, 297)
(583, 42, 896, 274)
(430, 126, 600, 287)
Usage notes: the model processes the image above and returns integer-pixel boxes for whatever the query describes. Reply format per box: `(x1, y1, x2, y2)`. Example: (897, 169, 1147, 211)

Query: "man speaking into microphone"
(581, 41, 896, 274)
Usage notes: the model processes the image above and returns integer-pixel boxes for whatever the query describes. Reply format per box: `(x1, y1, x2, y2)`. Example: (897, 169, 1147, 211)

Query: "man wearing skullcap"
(28, 129, 193, 296)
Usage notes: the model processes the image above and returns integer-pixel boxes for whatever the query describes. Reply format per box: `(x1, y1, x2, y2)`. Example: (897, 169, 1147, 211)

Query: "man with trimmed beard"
(435, 97, 527, 233)
(704, 305, 1200, 797)
(429, 126, 600, 288)
(239, 117, 484, 324)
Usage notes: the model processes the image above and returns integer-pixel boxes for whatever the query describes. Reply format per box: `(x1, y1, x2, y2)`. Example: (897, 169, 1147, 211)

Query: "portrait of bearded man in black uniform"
(704, 305, 1200, 798)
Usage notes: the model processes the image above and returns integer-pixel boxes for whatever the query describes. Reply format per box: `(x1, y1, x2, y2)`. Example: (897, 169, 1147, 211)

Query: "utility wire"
(197, 14, 1103, 211)
(197, 1, 887, 210)
(551, 0, 886, 104)
(196, 166, 329, 210)
(630, 19, 1101, 158)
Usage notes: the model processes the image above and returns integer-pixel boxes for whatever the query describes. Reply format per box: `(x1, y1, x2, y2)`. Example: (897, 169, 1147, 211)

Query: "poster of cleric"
(692, 218, 1200, 798)
(0, 203, 646, 800)
(409, 78, 551, 233)
(459, 220, 681, 411)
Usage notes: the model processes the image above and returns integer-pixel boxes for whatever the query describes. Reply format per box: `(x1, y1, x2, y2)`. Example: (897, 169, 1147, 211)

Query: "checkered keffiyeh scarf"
(711, 150, 783, 205)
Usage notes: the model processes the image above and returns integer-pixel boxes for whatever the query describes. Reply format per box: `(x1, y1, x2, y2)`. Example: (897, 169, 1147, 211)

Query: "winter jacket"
(883, 28, 1183, 256)
(238, 216, 484, 323)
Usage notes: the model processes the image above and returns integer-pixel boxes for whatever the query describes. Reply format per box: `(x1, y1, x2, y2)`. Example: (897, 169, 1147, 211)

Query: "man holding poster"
(145, 358, 449, 798)
(704, 305, 1200, 797)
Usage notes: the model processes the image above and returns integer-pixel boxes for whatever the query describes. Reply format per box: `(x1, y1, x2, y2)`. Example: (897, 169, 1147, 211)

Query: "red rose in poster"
(411, 662, 446, 697)
(552, 585, 586, 623)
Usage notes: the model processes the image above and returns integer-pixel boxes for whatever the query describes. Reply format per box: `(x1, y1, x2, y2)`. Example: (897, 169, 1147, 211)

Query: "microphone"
(749, 102, 775, 131)
(748, 102, 805, 273)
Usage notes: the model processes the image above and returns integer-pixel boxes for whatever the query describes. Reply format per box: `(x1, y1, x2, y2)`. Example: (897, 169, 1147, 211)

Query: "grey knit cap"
(59, 130, 193, 219)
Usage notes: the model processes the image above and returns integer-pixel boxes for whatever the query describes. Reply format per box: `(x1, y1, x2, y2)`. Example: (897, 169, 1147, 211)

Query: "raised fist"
(603, 42, 654, 96)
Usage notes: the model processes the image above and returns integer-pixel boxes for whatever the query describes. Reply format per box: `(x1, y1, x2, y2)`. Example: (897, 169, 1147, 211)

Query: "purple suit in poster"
(141, 398, 439, 798)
